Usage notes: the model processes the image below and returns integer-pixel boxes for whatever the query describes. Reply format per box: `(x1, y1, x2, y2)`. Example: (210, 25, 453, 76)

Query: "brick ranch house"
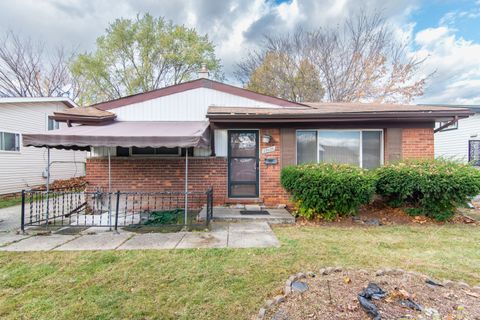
(23, 78, 472, 207)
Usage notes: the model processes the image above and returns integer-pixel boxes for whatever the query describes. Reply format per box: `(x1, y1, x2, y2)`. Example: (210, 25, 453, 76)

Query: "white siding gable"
(112, 87, 284, 121)
(434, 113, 480, 162)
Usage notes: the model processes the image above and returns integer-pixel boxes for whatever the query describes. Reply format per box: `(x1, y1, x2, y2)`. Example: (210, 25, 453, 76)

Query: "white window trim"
(0, 129, 22, 154)
(46, 116, 60, 131)
(295, 129, 384, 168)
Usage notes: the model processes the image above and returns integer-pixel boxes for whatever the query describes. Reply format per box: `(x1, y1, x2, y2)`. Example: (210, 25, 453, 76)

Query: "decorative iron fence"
(21, 188, 213, 232)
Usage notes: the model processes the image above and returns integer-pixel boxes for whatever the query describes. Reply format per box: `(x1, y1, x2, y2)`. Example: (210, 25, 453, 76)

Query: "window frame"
(295, 129, 384, 168)
(129, 146, 182, 157)
(468, 140, 480, 166)
(0, 130, 21, 153)
(296, 130, 319, 164)
(47, 117, 60, 131)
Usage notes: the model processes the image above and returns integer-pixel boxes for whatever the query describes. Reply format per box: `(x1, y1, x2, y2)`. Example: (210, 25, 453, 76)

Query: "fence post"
(114, 191, 120, 231)
(210, 187, 214, 221)
(20, 190, 25, 233)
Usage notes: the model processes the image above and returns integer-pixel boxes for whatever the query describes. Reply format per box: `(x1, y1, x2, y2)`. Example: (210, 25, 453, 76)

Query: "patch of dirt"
(295, 200, 480, 227)
(458, 201, 480, 222)
(265, 269, 480, 320)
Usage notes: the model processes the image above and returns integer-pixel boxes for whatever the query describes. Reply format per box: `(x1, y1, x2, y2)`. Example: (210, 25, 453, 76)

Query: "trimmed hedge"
(281, 163, 377, 220)
(375, 160, 480, 221)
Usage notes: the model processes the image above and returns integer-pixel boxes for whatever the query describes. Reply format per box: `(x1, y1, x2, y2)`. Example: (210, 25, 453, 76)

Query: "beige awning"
(23, 121, 210, 151)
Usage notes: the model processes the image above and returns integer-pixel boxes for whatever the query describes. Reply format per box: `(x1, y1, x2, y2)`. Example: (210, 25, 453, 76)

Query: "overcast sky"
(1, 0, 479, 104)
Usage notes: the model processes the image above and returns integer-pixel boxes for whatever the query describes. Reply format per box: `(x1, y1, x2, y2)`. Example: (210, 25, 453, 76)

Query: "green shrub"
(375, 160, 480, 221)
(281, 163, 377, 220)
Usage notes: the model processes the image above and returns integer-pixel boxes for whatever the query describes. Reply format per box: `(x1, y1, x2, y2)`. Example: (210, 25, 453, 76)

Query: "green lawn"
(0, 196, 22, 209)
(0, 225, 479, 319)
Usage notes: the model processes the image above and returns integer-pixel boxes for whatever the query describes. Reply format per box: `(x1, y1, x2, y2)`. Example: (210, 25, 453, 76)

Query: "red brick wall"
(85, 129, 291, 207)
(259, 128, 291, 206)
(401, 128, 435, 159)
(86, 157, 227, 205)
(85, 126, 434, 208)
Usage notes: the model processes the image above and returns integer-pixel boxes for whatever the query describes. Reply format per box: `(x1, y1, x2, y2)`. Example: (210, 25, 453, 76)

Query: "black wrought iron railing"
(21, 188, 213, 232)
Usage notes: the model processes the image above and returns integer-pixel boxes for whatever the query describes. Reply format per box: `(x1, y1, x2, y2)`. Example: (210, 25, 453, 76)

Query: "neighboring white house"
(0, 97, 87, 195)
(434, 105, 480, 165)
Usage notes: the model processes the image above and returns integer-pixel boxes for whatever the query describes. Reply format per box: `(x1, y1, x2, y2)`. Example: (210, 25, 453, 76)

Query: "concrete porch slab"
(0, 234, 77, 251)
(117, 232, 186, 250)
(54, 232, 132, 251)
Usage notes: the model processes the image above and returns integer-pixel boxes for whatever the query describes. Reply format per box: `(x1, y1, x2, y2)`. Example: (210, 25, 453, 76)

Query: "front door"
(228, 130, 259, 198)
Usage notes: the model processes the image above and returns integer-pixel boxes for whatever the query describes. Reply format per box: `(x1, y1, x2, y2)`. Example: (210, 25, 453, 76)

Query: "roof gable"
(90, 78, 307, 110)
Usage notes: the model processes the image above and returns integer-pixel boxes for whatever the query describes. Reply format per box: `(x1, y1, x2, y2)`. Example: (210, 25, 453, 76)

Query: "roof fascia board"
(0, 97, 78, 108)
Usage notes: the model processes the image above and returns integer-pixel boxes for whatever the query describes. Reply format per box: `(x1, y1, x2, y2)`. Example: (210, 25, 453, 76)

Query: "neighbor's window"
(47, 118, 60, 131)
(296, 130, 383, 168)
(469, 140, 480, 166)
(0, 131, 20, 152)
(131, 147, 180, 156)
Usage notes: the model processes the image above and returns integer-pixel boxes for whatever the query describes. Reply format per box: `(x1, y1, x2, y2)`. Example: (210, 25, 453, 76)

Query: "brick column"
(401, 128, 435, 159)
(259, 128, 290, 206)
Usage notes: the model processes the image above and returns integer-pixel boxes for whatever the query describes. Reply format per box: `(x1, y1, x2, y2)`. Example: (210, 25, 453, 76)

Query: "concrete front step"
(207, 207, 295, 225)
(224, 198, 264, 205)
(212, 216, 294, 224)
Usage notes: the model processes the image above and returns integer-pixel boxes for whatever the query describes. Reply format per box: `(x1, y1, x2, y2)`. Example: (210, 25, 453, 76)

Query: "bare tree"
(236, 12, 430, 103)
(0, 31, 79, 99)
(236, 30, 324, 102)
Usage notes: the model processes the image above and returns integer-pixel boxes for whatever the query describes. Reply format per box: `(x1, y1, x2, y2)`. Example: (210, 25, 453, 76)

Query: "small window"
(116, 147, 130, 157)
(0, 131, 20, 152)
(47, 118, 60, 131)
(131, 147, 180, 156)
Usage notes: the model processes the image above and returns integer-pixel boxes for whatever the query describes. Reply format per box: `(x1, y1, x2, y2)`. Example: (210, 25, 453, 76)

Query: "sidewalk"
(0, 221, 280, 251)
(0, 204, 21, 232)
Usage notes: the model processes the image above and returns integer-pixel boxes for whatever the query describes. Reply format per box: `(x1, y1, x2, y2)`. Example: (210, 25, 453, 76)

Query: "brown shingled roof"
(207, 103, 473, 123)
(52, 107, 116, 125)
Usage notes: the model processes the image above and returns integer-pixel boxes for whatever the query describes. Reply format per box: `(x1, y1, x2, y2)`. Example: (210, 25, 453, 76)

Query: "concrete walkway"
(0, 221, 280, 251)
(0, 204, 21, 232)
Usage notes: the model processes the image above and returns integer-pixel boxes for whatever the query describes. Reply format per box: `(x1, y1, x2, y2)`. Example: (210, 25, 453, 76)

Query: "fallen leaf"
(464, 290, 480, 298)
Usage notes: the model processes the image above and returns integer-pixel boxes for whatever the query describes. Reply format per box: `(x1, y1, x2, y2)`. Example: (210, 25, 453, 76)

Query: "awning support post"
(184, 148, 188, 227)
(45, 147, 51, 227)
(108, 148, 112, 230)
